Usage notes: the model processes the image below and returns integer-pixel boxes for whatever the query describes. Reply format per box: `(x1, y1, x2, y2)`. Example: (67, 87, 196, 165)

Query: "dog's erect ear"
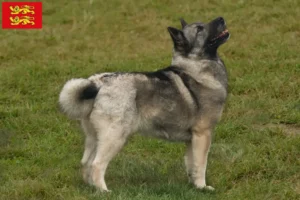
(167, 27, 185, 45)
(167, 27, 190, 54)
(180, 18, 188, 29)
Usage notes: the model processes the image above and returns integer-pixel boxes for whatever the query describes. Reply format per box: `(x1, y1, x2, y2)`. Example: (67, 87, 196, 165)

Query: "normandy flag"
(2, 2, 42, 29)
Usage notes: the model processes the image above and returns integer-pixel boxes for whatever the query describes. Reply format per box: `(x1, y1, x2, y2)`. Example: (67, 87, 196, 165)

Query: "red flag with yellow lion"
(2, 2, 42, 29)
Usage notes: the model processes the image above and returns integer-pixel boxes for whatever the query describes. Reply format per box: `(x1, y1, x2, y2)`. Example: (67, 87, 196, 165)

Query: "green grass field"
(1, 0, 300, 199)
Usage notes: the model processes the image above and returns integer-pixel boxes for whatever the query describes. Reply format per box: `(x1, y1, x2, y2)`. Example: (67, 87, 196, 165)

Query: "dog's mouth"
(209, 29, 230, 46)
(214, 29, 229, 40)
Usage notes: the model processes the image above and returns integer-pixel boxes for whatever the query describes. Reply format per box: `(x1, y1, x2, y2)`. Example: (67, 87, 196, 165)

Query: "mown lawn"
(0, 0, 300, 199)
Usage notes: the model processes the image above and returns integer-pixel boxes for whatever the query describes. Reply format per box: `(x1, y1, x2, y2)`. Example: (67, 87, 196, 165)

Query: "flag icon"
(2, 2, 42, 29)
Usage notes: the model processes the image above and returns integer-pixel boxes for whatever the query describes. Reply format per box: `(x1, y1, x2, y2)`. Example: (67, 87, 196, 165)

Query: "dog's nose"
(218, 17, 225, 23)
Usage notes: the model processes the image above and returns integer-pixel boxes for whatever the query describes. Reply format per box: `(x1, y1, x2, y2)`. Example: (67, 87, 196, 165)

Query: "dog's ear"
(167, 27, 190, 54)
(167, 27, 186, 45)
(180, 18, 188, 29)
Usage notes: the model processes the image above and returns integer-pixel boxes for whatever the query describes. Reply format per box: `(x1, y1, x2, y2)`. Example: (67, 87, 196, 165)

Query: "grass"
(0, 0, 300, 199)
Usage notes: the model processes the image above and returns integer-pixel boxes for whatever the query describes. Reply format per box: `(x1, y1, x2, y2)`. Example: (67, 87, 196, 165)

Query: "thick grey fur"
(59, 17, 230, 192)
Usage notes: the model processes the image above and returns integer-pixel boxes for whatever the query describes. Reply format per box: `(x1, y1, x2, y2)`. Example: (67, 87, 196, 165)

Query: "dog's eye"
(197, 26, 204, 32)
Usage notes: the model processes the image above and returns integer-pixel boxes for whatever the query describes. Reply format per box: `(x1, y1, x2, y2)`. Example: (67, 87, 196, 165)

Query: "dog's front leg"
(191, 128, 214, 191)
(184, 143, 193, 182)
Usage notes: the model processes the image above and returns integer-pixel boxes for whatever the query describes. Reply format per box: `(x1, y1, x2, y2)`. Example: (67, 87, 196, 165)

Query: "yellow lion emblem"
(9, 5, 35, 15)
(10, 16, 35, 26)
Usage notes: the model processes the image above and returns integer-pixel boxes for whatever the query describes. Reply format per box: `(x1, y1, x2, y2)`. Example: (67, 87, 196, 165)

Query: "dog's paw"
(196, 185, 215, 191)
(93, 185, 111, 193)
(101, 189, 111, 193)
(203, 185, 215, 191)
(194, 180, 215, 191)
(95, 189, 112, 195)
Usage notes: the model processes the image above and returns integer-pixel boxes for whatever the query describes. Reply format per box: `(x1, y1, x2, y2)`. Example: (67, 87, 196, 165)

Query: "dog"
(59, 17, 230, 192)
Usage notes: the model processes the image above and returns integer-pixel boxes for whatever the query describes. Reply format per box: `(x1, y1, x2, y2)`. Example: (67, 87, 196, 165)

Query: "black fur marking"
(167, 27, 191, 57)
(142, 69, 171, 81)
(102, 72, 125, 78)
(178, 73, 200, 110)
(142, 66, 201, 110)
(162, 66, 200, 110)
(80, 83, 99, 100)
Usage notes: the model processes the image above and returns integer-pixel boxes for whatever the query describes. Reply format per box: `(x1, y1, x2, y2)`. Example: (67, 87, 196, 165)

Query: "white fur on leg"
(191, 131, 214, 190)
(80, 119, 97, 184)
(80, 120, 97, 165)
(84, 148, 96, 185)
(90, 120, 131, 192)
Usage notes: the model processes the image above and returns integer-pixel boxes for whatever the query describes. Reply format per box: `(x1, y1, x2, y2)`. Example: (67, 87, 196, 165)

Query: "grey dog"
(59, 17, 230, 192)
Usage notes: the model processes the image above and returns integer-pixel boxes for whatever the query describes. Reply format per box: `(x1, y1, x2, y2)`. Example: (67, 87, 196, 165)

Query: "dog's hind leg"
(90, 118, 131, 192)
(80, 119, 97, 184)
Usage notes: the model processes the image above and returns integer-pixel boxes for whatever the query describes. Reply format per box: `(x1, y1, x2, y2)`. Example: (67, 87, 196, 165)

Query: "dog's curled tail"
(59, 78, 99, 119)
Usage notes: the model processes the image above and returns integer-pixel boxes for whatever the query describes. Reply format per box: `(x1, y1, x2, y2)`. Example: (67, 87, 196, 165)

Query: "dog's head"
(168, 17, 229, 58)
